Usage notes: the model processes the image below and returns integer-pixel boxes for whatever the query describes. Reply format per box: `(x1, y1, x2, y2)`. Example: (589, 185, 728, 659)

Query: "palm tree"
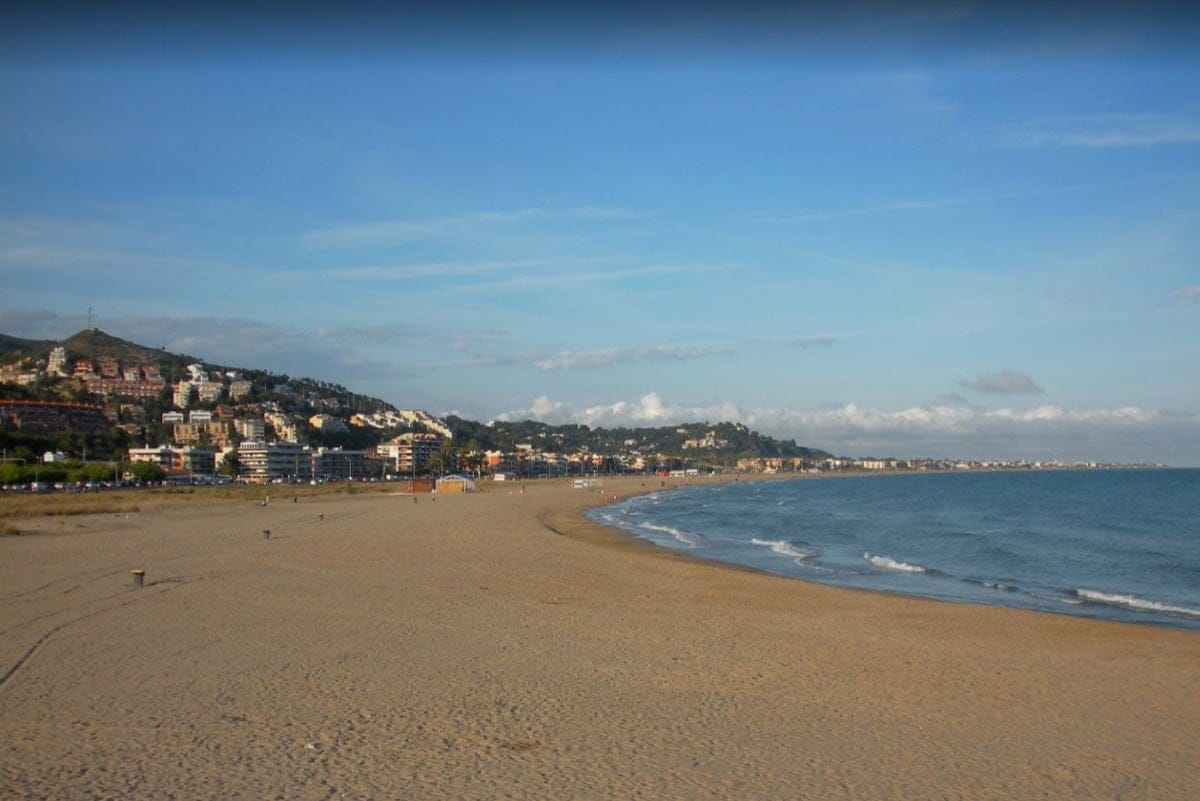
(460, 438, 483, 477)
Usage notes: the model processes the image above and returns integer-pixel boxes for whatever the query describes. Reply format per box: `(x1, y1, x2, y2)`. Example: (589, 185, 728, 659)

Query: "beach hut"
(436, 473, 476, 494)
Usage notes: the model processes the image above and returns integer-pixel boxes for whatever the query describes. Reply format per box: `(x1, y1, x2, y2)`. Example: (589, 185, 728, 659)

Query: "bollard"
(131, 568, 145, 588)
(262, 529, 271, 540)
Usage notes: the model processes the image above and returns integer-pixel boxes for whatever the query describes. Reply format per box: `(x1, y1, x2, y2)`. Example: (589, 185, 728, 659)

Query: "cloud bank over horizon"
(490, 392, 1198, 466)
(2, 307, 1198, 466)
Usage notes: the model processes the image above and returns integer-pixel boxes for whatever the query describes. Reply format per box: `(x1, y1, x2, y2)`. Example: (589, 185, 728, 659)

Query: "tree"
(459, 438, 483, 477)
(434, 438, 457, 476)
(219, 451, 240, 479)
(129, 461, 165, 483)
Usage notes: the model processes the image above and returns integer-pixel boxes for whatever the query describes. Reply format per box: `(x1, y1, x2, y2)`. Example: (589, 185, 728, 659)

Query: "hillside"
(2, 329, 831, 468)
(0, 332, 56, 361)
(0, 329, 397, 415)
(445, 416, 833, 465)
(59, 328, 198, 384)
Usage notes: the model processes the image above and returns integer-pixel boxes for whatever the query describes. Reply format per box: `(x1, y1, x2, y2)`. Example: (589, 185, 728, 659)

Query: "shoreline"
(553, 473, 1200, 634)
(1, 477, 1196, 799)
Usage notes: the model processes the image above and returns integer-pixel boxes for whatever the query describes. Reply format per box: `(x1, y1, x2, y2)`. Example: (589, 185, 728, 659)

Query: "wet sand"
(1, 477, 1196, 799)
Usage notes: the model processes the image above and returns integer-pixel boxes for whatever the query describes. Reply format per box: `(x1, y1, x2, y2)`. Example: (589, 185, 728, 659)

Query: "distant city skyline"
(3, 4, 1199, 465)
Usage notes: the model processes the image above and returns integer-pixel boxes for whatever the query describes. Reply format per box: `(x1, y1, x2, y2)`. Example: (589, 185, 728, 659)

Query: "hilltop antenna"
(87, 306, 93, 330)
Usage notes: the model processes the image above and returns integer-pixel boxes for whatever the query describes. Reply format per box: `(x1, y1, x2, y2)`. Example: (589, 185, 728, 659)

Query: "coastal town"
(0, 331, 1155, 490)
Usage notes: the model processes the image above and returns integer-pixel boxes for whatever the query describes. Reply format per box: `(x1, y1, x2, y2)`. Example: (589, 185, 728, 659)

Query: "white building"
(309, 413, 348, 432)
(46, 346, 69, 377)
(234, 418, 266, 441)
(237, 441, 313, 483)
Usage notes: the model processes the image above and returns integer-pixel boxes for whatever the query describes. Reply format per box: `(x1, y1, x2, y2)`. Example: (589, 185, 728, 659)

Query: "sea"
(587, 469, 1200, 631)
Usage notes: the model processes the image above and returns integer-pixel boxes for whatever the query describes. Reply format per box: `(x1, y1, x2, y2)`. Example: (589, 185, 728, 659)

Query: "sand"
(1, 476, 1196, 800)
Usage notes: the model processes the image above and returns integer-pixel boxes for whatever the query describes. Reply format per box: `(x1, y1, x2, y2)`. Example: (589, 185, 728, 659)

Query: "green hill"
(0, 332, 56, 362)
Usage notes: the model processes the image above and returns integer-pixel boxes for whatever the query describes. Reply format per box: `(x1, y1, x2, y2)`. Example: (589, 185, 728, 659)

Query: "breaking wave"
(863, 552, 927, 573)
(638, 521, 705, 548)
(750, 538, 814, 564)
(1074, 589, 1200, 619)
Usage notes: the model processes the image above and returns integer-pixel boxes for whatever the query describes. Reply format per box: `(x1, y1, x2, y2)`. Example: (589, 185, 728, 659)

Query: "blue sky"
(3, 4, 1199, 464)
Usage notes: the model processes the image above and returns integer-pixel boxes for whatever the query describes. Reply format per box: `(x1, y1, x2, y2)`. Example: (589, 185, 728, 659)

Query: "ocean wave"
(638, 521, 705, 548)
(982, 580, 1018, 592)
(1029, 591, 1084, 606)
(1074, 589, 1200, 619)
(863, 552, 927, 573)
(750, 538, 813, 563)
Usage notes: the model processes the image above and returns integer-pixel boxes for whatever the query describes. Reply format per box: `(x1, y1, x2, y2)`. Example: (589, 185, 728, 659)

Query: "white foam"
(638, 521, 704, 548)
(863, 552, 926, 573)
(1075, 589, 1200, 619)
(750, 538, 812, 562)
(1030, 591, 1084, 606)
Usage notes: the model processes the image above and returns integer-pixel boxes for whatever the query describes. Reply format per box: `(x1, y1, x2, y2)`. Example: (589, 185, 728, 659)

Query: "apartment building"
(234, 418, 266, 441)
(377, 432, 442, 475)
(312, 447, 368, 481)
(196, 382, 225, 403)
(173, 421, 230, 446)
(237, 441, 313, 483)
(128, 446, 216, 474)
(173, 381, 195, 408)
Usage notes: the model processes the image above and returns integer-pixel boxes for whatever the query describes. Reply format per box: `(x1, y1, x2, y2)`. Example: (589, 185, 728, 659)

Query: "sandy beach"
(1, 476, 1196, 800)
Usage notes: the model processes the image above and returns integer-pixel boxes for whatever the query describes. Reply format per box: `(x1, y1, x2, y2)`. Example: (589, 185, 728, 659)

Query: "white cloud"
(787, 335, 836, 349)
(490, 393, 1199, 464)
(1017, 114, 1200, 149)
(533, 343, 735, 371)
(302, 206, 649, 248)
(1170, 285, 1200, 302)
(961, 370, 1044, 395)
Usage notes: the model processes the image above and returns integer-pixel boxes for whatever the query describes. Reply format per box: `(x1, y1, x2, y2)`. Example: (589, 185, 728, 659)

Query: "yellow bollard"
(131, 569, 145, 588)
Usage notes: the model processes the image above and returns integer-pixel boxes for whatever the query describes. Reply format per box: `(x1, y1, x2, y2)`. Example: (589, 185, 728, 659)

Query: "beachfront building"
(377, 432, 442, 475)
(485, 450, 518, 474)
(128, 446, 216, 475)
(311, 447, 367, 481)
(237, 441, 313, 483)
